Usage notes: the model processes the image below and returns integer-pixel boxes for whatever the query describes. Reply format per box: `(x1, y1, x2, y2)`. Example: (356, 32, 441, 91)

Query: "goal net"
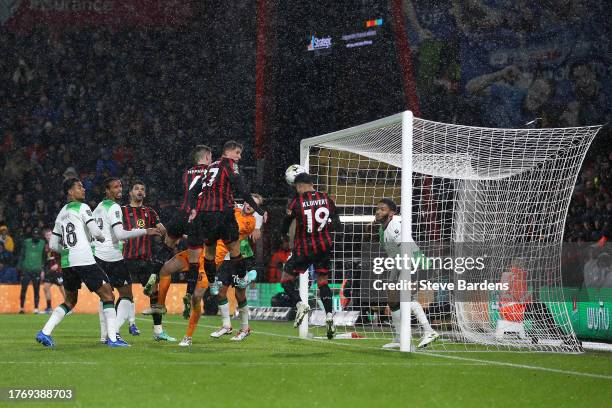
(299, 111, 601, 352)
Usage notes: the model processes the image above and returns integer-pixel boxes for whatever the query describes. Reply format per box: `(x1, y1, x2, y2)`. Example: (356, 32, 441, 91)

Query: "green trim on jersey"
(67, 201, 82, 212)
(102, 199, 115, 211)
(378, 225, 384, 244)
(61, 248, 70, 268)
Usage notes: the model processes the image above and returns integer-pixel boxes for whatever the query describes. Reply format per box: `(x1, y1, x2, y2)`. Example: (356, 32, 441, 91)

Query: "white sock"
(220, 302, 231, 328)
(391, 308, 401, 340)
(42, 305, 68, 335)
(98, 301, 107, 339)
(102, 304, 118, 342)
(153, 325, 163, 335)
(115, 298, 132, 332)
(239, 306, 249, 330)
(411, 302, 433, 333)
(129, 300, 136, 325)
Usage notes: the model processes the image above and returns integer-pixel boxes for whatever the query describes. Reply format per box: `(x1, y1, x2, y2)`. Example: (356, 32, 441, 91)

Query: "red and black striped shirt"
(180, 164, 208, 214)
(199, 157, 240, 212)
(287, 191, 337, 256)
(121, 205, 161, 260)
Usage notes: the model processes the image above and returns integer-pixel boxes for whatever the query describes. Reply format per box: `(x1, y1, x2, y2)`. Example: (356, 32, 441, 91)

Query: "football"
(285, 164, 306, 185)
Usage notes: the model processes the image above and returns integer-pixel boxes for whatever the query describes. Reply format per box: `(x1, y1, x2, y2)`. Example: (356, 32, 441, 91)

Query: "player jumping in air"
(281, 173, 341, 340)
(144, 145, 212, 317)
(93, 177, 160, 343)
(193, 140, 264, 314)
(122, 180, 175, 341)
(177, 196, 263, 346)
(36, 178, 128, 347)
(375, 198, 439, 349)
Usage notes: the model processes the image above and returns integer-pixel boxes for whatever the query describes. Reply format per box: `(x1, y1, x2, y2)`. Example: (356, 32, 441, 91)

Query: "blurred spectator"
(17, 228, 45, 314)
(267, 236, 291, 283)
(0, 225, 15, 253)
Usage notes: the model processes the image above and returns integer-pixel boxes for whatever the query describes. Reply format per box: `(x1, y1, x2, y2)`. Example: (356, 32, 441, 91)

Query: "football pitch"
(0, 314, 610, 408)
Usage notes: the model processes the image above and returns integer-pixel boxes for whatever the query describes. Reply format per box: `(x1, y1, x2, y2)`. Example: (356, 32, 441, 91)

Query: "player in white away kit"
(36, 178, 128, 347)
(94, 177, 160, 343)
(375, 198, 439, 349)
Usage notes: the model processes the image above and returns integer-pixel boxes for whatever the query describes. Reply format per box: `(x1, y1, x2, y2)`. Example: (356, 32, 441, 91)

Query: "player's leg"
(181, 275, 208, 346)
(210, 282, 233, 338)
(86, 264, 127, 347)
(43, 281, 53, 313)
(19, 273, 31, 313)
(315, 254, 334, 339)
(413, 301, 438, 348)
(281, 254, 311, 327)
(143, 253, 188, 315)
(230, 287, 251, 341)
(36, 268, 80, 347)
(32, 274, 41, 314)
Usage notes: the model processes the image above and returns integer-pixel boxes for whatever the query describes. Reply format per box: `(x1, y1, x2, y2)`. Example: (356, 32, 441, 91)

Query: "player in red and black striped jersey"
(42, 228, 65, 313)
(280, 172, 341, 339)
(190, 140, 264, 301)
(121, 180, 174, 341)
(166, 145, 212, 247)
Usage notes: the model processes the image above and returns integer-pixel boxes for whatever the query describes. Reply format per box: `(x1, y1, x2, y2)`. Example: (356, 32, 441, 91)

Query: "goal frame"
(299, 110, 600, 353)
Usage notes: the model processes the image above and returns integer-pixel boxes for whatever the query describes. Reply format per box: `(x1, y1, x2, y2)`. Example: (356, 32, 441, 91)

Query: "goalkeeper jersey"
(52, 201, 96, 268)
(93, 199, 124, 262)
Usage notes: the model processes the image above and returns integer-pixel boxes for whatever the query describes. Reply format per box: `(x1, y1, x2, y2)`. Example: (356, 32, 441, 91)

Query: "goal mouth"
(298, 111, 602, 353)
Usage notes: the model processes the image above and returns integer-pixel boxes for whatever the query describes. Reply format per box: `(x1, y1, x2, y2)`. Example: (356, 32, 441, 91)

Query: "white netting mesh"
(300, 112, 601, 352)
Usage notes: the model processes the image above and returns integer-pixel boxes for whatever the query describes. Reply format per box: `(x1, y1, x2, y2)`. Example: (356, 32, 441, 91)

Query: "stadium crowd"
(0, 0, 610, 289)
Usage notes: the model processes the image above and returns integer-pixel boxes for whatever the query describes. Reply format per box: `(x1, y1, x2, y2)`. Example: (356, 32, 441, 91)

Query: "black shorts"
(284, 251, 331, 276)
(186, 212, 207, 249)
(199, 210, 239, 246)
(63, 263, 109, 293)
(124, 259, 160, 286)
(166, 210, 190, 239)
(217, 257, 256, 287)
(43, 271, 63, 286)
(95, 257, 131, 289)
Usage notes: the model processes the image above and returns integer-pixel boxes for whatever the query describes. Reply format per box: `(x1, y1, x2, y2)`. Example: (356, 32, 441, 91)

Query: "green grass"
(0, 314, 611, 408)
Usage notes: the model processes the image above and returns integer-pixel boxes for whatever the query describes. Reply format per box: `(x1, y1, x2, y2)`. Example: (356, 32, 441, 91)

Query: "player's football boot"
(129, 324, 141, 336)
(143, 274, 157, 296)
(153, 331, 177, 342)
(235, 270, 258, 289)
(230, 327, 251, 341)
(107, 338, 130, 347)
(326, 313, 336, 339)
(417, 331, 440, 348)
(36, 330, 55, 347)
(294, 301, 311, 328)
(142, 304, 167, 315)
(100, 336, 108, 344)
(209, 279, 222, 296)
(178, 336, 192, 347)
(182, 293, 192, 319)
(210, 326, 233, 338)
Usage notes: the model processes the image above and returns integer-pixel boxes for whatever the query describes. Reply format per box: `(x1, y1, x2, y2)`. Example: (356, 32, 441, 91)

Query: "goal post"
(299, 111, 602, 353)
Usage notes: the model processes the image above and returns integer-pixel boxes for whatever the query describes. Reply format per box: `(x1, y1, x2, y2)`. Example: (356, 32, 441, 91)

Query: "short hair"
(104, 177, 121, 190)
(251, 193, 264, 204)
(63, 177, 81, 195)
(223, 140, 243, 153)
(131, 179, 146, 190)
(193, 144, 212, 163)
(294, 173, 314, 185)
(378, 198, 398, 213)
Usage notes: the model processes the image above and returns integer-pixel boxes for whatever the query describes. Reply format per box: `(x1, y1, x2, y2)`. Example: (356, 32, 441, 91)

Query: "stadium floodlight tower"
(299, 110, 601, 353)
